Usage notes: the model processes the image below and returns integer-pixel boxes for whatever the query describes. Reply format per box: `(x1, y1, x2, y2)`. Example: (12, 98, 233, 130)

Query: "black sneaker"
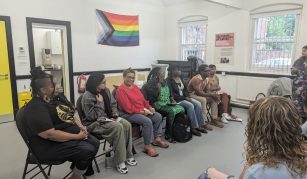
(196, 128, 208, 134)
(191, 129, 202, 136)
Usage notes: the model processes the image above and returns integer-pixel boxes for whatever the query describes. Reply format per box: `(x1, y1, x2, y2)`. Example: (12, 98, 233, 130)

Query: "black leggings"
(34, 127, 100, 172)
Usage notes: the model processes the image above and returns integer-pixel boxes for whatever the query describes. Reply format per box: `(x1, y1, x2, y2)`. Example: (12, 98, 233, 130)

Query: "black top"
(23, 97, 78, 153)
(23, 97, 55, 138)
(166, 77, 190, 102)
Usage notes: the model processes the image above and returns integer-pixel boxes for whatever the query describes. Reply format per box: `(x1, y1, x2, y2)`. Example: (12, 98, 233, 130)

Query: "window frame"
(248, 9, 301, 74)
(178, 17, 208, 62)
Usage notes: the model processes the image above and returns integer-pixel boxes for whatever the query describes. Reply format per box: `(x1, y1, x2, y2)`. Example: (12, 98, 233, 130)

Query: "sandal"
(143, 147, 159, 157)
(152, 139, 169, 148)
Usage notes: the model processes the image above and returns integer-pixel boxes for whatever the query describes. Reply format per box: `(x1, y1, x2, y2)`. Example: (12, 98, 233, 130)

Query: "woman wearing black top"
(21, 67, 99, 179)
(166, 66, 208, 136)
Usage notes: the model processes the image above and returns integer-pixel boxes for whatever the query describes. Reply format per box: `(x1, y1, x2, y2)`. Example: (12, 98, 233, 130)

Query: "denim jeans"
(122, 112, 163, 145)
(179, 99, 205, 128)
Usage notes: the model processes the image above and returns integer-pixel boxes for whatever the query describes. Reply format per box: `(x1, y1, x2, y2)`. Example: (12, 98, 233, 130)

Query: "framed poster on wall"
(215, 33, 234, 65)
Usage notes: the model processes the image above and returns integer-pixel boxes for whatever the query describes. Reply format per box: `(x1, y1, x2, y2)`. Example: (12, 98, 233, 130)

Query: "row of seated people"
(83, 64, 238, 174)
(20, 64, 240, 178)
(20, 65, 306, 179)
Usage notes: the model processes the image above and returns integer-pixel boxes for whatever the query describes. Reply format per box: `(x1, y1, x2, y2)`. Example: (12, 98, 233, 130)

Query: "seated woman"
(166, 65, 207, 136)
(198, 96, 307, 179)
(81, 72, 137, 174)
(22, 67, 99, 179)
(207, 64, 242, 123)
(115, 68, 169, 157)
(145, 67, 185, 143)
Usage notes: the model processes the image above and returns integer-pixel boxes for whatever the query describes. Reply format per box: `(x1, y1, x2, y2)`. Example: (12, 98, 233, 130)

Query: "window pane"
(181, 45, 206, 62)
(250, 14, 297, 73)
(180, 23, 207, 61)
(181, 24, 206, 45)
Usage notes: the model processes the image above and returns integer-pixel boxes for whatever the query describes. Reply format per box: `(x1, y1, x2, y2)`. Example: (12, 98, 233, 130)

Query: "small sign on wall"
(215, 33, 235, 65)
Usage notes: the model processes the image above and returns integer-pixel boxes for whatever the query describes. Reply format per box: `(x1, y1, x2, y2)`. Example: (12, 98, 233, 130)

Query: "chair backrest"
(16, 107, 30, 144)
(76, 94, 86, 120)
(15, 108, 39, 160)
(140, 83, 148, 100)
(112, 85, 119, 98)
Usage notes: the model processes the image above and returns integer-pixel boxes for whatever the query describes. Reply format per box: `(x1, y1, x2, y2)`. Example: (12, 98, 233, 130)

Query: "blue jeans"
(122, 112, 163, 145)
(179, 99, 205, 128)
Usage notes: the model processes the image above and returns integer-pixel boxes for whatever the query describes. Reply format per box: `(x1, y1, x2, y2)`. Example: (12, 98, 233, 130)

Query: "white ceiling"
(162, 0, 244, 8)
(161, 0, 200, 6)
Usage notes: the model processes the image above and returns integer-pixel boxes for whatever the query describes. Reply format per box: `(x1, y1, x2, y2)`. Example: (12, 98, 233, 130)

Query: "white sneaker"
(221, 114, 229, 124)
(229, 114, 243, 122)
(223, 113, 233, 120)
(117, 163, 128, 174)
(234, 117, 243, 122)
(126, 158, 137, 166)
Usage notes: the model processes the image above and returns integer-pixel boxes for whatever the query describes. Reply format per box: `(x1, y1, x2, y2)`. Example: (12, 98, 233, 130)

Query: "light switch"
(17, 45, 27, 57)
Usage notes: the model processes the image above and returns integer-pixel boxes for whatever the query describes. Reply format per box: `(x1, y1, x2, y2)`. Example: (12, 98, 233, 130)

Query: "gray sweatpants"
(88, 118, 133, 166)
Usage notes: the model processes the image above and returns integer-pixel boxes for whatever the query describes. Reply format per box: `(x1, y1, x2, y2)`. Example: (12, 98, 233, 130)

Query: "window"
(250, 10, 301, 73)
(178, 16, 207, 62)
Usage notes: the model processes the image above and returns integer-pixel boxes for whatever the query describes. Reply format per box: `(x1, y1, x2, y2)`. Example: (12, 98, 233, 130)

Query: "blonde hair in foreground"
(246, 96, 307, 176)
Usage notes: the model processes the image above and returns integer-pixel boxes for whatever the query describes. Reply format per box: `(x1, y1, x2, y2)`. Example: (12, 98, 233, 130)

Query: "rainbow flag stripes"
(96, 9, 139, 46)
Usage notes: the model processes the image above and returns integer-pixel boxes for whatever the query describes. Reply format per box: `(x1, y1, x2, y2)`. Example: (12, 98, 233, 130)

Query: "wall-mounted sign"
(215, 33, 235, 64)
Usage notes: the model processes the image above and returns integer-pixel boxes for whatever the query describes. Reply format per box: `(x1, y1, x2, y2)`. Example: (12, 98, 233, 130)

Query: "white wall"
(1, 0, 165, 74)
(162, 0, 307, 70)
(162, 0, 306, 105)
(0, 0, 165, 98)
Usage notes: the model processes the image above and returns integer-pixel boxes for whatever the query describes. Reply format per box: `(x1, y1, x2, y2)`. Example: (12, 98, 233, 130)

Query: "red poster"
(215, 33, 234, 47)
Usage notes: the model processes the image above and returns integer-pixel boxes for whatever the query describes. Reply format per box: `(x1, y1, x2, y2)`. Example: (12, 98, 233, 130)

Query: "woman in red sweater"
(116, 68, 169, 157)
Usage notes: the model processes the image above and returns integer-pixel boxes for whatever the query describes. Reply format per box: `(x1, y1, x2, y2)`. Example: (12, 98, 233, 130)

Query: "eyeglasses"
(126, 76, 135, 79)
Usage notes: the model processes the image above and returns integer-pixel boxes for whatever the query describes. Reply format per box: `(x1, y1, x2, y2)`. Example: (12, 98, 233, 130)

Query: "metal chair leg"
(47, 165, 52, 176)
(93, 158, 100, 173)
(22, 161, 29, 179)
(34, 163, 49, 179)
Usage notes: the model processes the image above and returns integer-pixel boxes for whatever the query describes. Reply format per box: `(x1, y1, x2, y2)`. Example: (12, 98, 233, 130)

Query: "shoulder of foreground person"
(243, 163, 306, 179)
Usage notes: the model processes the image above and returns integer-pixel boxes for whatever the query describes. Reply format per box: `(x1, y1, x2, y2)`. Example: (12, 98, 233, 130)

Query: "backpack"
(172, 113, 192, 143)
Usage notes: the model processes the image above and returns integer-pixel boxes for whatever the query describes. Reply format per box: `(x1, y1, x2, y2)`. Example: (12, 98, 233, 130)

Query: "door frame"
(0, 15, 18, 117)
(26, 17, 75, 103)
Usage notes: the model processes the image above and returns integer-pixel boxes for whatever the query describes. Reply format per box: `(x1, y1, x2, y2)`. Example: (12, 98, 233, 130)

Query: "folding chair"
(76, 95, 109, 173)
(16, 108, 72, 179)
(206, 103, 212, 122)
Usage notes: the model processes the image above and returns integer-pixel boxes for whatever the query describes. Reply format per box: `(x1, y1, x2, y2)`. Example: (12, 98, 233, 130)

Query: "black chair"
(16, 108, 72, 179)
(206, 103, 212, 122)
(76, 95, 109, 173)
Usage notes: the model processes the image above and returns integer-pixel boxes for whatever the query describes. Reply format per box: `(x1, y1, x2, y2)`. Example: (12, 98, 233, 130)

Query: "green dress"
(153, 86, 185, 137)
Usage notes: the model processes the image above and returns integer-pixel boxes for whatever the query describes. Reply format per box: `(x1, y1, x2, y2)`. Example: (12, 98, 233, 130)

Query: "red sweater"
(115, 84, 151, 114)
